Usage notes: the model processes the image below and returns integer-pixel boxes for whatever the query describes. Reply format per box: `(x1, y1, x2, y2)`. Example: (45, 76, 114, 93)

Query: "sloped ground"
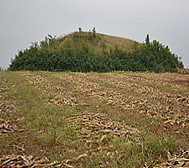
(0, 71, 189, 167)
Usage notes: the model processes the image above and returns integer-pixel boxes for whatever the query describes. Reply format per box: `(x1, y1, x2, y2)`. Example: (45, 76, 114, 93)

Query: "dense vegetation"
(9, 28, 183, 72)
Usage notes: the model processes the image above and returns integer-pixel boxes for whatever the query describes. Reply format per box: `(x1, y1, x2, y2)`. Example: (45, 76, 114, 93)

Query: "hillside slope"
(58, 31, 135, 53)
(9, 29, 183, 72)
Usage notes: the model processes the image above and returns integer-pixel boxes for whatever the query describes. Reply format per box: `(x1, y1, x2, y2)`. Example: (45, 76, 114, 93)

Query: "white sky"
(0, 0, 189, 68)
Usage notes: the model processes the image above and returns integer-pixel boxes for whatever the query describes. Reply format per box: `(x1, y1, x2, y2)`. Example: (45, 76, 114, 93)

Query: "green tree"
(92, 27, 96, 38)
(145, 34, 150, 45)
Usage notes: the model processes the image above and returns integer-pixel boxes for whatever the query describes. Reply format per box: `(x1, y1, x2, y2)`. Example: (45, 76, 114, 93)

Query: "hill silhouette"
(9, 28, 183, 72)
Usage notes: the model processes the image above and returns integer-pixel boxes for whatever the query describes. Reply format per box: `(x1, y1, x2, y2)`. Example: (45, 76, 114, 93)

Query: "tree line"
(9, 30, 183, 73)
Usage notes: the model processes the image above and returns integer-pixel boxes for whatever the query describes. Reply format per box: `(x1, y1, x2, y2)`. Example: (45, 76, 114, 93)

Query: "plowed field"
(0, 71, 189, 167)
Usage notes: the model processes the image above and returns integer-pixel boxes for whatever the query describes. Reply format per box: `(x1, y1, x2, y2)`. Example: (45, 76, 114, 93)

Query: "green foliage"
(145, 34, 150, 45)
(92, 27, 96, 38)
(9, 31, 183, 73)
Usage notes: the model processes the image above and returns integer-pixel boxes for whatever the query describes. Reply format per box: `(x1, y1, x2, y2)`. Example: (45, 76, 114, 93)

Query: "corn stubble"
(0, 71, 189, 167)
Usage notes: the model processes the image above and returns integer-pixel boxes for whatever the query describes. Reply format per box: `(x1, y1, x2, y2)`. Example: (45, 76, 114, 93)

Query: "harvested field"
(0, 71, 189, 167)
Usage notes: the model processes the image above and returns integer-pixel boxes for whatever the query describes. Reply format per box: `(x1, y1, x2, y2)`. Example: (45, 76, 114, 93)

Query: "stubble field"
(0, 71, 189, 167)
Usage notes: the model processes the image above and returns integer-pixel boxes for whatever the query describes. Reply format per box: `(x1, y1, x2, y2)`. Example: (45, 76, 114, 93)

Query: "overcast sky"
(0, 0, 189, 69)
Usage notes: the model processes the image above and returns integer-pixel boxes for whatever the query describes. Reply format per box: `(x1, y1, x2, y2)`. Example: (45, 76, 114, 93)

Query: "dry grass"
(57, 31, 136, 55)
(101, 33, 135, 51)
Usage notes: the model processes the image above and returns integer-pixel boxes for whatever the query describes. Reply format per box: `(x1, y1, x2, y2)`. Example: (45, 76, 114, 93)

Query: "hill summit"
(9, 28, 183, 72)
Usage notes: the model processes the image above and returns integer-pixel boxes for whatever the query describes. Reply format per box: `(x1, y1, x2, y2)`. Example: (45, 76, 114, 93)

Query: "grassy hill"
(57, 31, 135, 53)
(1, 70, 189, 167)
(9, 28, 183, 72)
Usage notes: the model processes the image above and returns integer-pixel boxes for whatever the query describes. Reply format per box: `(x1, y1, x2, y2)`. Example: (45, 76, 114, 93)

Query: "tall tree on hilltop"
(145, 34, 150, 45)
